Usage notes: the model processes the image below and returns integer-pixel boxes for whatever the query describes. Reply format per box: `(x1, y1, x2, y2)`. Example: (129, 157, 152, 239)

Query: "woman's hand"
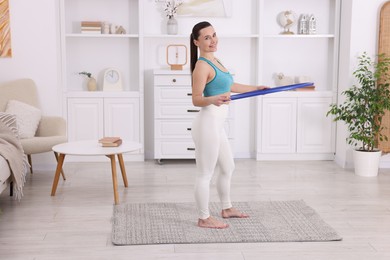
(257, 85, 270, 90)
(209, 94, 230, 106)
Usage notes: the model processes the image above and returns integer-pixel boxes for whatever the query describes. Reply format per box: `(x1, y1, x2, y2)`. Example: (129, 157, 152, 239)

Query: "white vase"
(87, 77, 97, 91)
(167, 17, 178, 35)
(353, 149, 382, 177)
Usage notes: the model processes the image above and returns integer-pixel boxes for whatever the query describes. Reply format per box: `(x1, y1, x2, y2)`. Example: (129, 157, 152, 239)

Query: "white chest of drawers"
(153, 69, 234, 162)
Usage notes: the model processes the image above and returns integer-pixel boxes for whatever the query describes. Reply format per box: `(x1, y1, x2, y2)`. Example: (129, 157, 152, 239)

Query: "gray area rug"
(111, 200, 342, 245)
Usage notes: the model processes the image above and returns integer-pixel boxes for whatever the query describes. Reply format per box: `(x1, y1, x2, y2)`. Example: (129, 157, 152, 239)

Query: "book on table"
(98, 137, 122, 147)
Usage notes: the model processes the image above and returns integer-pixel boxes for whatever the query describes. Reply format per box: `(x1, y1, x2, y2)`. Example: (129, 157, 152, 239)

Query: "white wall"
(0, 0, 62, 168)
(336, 0, 389, 168)
(0, 0, 61, 114)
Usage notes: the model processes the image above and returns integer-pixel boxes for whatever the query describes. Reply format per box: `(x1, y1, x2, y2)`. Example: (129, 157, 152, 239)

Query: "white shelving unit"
(59, 0, 144, 160)
(255, 0, 340, 160)
(58, 0, 340, 161)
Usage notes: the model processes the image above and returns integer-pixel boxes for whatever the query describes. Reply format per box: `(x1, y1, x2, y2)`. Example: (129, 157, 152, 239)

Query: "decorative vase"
(167, 17, 178, 35)
(353, 149, 382, 177)
(87, 77, 97, 91)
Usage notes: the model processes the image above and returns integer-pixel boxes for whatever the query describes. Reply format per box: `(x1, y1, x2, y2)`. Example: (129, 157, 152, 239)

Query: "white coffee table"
(51, 140, 142, 204)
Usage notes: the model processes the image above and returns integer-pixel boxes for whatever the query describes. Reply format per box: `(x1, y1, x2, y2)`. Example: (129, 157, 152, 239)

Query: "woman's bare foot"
(198, 216, 229, 229)
(221, 207, 249, 219)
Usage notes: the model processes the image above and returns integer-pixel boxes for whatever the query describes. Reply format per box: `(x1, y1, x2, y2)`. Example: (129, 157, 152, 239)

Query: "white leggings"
(191, 104, 235, 219)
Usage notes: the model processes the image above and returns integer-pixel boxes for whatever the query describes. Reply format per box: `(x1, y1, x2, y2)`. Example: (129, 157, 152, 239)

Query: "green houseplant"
(327, 52, 390, 176)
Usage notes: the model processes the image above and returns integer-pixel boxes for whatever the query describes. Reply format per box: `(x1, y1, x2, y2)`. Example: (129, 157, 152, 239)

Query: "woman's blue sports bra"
(198, 57, 233, 97)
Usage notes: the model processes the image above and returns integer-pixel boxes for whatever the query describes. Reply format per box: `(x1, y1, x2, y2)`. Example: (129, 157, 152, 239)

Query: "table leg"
(51, 153, 65, 196)
(109, 154, 119, 205)
(117, 153, 128, 187)
(54, 152, 66, 180)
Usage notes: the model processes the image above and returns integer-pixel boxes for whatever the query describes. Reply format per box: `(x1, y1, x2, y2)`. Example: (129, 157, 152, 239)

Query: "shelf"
(143, 34, 259, 39)
(65, 33, 139, 38)
(263, 34, 335, 38)
(65, 91, 140, 98)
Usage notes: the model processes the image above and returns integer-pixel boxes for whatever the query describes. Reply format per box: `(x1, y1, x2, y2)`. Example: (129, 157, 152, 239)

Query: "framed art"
(177, 0, 232, 17)
(0, 0, 12, 58)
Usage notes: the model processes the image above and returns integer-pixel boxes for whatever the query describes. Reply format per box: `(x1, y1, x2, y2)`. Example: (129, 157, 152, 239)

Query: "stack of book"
(81, 21, 102, 34)
(98, 137, 122, 147)
(295, 85, 316, 91)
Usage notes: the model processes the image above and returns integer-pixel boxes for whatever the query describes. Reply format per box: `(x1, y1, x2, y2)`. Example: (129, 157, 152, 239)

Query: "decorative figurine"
(115, 26, 126, 34)
(298, 14, 308, 34)
(275, 73, 294, 86)
(308, 15, 317, 34)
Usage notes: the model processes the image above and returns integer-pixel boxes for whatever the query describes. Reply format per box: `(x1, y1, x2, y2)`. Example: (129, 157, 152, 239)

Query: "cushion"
(5, 100, 41, 139)
(0, 112, 19, 138)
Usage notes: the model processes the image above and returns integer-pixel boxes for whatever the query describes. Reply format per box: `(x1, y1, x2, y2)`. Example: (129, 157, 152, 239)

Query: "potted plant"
(327, 52, 390, 176)
(79, 71, 97, 91)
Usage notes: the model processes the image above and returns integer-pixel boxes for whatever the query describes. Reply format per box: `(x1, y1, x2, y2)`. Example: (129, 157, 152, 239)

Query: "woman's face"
(194, 26, 218, 53)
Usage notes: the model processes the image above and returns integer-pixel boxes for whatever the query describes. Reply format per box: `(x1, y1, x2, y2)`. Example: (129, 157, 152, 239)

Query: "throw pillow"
(0, 112, 19, 138)
(5, 100, 41, 139)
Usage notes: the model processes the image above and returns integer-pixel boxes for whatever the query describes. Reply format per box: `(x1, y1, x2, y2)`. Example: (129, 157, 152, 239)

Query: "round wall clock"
(103, 68, 123, 91)
(166, 44, 188, 70)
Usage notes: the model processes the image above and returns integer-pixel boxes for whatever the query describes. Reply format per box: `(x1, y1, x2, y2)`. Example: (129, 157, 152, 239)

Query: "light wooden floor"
(1, 159, 390, 260)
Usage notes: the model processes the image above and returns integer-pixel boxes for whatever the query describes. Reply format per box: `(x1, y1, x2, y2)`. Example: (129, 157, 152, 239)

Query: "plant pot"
(87, 77, 97, 91)
(353, 149, 382, 177)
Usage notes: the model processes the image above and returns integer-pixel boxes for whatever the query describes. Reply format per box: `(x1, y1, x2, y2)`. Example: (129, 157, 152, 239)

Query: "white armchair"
(0, 79, 67, 179)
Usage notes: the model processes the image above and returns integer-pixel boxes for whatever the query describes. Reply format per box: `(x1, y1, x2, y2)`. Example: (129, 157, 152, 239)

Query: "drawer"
(155, 103, 235, 119)
(155, 103, 200, 119)
(155, 119, 235, 139)
(154, 139, 196, 159)
(155, 120, 192, 139)
(154, 75, 191, 86)
(155, 87, 193, 103)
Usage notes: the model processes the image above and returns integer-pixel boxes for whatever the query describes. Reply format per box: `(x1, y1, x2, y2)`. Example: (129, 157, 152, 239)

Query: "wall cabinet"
(257, 93, 334, 160)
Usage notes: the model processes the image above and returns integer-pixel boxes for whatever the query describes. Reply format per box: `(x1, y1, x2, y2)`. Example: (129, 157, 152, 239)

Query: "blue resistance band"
(230, 82, 314, 101)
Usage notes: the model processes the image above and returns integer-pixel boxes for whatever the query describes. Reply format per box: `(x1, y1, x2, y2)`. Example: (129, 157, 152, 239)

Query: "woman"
(190, 21, 268, 229)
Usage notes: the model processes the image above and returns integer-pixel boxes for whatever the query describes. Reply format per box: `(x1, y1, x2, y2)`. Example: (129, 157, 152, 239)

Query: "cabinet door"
(67, 98, 103, 141)
(261, 98, 297, 153)
(104, 98, 140, 142)
(297, 98, 333, 153)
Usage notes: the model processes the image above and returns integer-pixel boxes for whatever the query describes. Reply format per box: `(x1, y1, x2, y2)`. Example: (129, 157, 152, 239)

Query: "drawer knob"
(187, 109, 200, 113)
(187, 148, 195, 151)
(187, 128, 192, 131)
(172, 79, 176, 83)
(187, 93, 192, 96)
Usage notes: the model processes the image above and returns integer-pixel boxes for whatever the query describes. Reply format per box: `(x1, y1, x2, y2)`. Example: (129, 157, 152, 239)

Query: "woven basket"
(378, 1, 390, 153)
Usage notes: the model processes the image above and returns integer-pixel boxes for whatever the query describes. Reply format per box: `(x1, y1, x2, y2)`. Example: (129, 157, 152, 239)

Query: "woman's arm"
(230, 82, 269, 93)
(192, 61, 230, 107)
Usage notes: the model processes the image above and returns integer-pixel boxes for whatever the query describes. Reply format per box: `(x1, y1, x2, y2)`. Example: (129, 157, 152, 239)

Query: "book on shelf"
(98, 137, 122, 147)
(81, 21, 102, 27)
(80, 21, 102, 34)
(294, 85, 316, 91)
(81, 27, 102, 31)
